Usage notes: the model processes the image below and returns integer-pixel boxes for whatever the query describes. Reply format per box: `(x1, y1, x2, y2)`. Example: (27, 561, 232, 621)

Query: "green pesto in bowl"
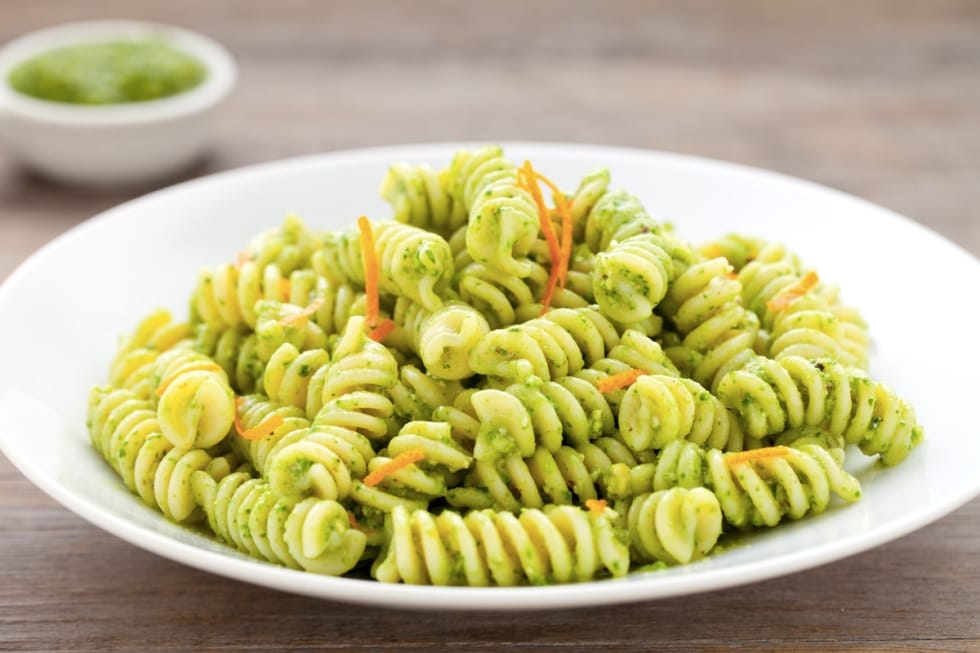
(7, 40, 206, 105)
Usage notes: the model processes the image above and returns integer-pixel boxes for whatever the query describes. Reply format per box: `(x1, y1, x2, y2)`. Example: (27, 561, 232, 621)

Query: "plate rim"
(2, 141, 979, 610)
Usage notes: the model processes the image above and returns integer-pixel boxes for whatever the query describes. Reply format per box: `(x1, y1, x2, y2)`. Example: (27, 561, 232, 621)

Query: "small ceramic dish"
(0, 20, 236, 187)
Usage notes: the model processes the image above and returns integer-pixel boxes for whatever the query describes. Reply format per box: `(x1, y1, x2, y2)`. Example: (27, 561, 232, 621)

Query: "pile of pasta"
(88, 146, 923, 586)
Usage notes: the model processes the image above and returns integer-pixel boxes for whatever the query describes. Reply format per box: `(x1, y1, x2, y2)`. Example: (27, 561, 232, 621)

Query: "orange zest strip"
(517, 161, 562, 315)
(725, 445, 792, 465)
(155, 362, 223, 397)
(357, 216, 381, 329)
(596, 369, 647, 393)
(766, 271, 819, 312)
(279, 277, 292, 302)
(234, 250, 252, 270)
(363, 447, 426, 487)
(233, 397, 247, 435)
(278, 298, 324, 328)
(585, 499, 608, 515)
(237, 412, 284, 441)
(724, 271, 738, 281)
(532, 171, 574, 290)
(368, 318, 397, 343)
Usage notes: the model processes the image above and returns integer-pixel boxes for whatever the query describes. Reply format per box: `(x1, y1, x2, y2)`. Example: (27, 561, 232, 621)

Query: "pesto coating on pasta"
(88, 145, 923, 586)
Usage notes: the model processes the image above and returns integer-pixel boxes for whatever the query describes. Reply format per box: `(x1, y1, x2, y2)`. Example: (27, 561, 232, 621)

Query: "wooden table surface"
(2, 1, 978, 651)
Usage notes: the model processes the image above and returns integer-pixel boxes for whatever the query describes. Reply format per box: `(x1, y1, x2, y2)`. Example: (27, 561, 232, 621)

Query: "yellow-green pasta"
(372, 503, 629, 585)
(717, 356, 923, 465)
(618, 374, 747, 452)
(658, 257, 760, 392)
(89, 145, 923, 584)
(393, 298, 490, 380)
(380, 161, 467, 236)
(192, 469, 366, 575)
(447, 145, 540, 278)
(193, 324, 264, 395)
(626, 487, 723, 565)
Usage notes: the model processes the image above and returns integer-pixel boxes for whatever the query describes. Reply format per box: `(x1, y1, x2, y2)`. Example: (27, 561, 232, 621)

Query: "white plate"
(1, 143, 978, 610)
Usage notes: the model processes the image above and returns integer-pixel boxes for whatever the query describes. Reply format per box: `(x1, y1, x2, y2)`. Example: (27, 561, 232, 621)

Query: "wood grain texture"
(1, 1, 978, 651)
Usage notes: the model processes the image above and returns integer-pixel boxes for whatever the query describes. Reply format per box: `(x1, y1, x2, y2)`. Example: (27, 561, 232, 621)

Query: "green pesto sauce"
(8, 40, 206, 105)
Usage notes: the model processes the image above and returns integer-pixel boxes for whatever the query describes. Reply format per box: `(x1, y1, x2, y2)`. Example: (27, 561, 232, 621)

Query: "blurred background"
(1, 1, 978, 650)
(1, 0, 978, 282)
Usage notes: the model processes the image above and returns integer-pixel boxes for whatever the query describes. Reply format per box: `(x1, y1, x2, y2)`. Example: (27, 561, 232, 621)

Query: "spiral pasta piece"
(394, 298, 490, 380)
(658, 257, 759, 392)
(626, 488, 722, 565)
(373, 503, 629, 585)
(87, 386, 222, 522)
(254, 300, 328, 363)
(264, 424, 376, 501)
(469, 306, 619, 382)
(193, 259, 289, 331)
(619, 374, 746, 453)
(359, 420, 472, 504)
(262, 343, 330, 411)
(193, 324, 263, 395)
(232, 394, 311, 473)
(455, 260, 591, 329)
(449, 442, 630, 511)
(149, 346, 236, 449)
(593, 232, 696, 324)
(717, 356, 923, 465)
(380, 161, 467, 236)
(245, 213, 318, 274)
(192, 470, 366, 575)
(447, 145, 539, 278)
(705, 445, 861, 528)
(315, 221, 454, 312)
(584, 188, 662, 254)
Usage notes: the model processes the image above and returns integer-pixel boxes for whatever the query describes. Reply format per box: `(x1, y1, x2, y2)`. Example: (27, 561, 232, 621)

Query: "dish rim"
(1, 141, 978, 610)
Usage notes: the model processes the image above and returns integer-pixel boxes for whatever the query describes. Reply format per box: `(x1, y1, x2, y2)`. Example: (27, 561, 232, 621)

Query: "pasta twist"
(717, 356, 923, 465)
(584, 188, 662, 254)
(372, 504, 629, 585)
(245, 213, 318, 274)
(192, 259, 289, 331)
(469, 306, 619, 382)
(454, 260, 591, 329)
(148, 346, 237, 449)
(704, 445, 862, 528)
(626, 488, 723, 565)
(738, 259, 845, 362)
(232, 394, 311, 473)
(447, 145, 539, 278)
(254, 300, 328, 363)
(193, 324, 263, 395)
(264, 424, 377, 501)
(192, 470, 366, 575)
(110, 309, 191, 383)
(449, 441, 633, 511)
(87, 386, 222, 523)
(657, 257, 759, 392)
(618, 374, 746, 452)
(567, 168, 610, 243)
(380, 161, 467, 236)
(468, 372, 620, 461)
(262, 343, 330, 411)
(314, 221, 454, 312)
(698, 233, 765, 271)
(359, 420, 472, 504)
(393, 298, 490, 380)
(593, 232, 696, 324)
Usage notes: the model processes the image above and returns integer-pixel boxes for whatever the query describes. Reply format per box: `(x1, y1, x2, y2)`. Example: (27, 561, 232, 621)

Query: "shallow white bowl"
(0, 143, 978, 610)
(0, 20, 236, 187)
